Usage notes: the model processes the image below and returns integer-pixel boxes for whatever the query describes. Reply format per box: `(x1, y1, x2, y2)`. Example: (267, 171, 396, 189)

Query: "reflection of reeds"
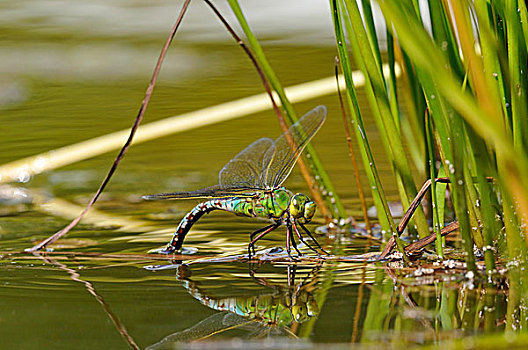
(357, 265, 522, 347)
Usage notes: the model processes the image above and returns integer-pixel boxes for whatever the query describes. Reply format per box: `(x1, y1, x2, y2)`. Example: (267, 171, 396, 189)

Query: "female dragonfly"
(143, 105, 328, 258)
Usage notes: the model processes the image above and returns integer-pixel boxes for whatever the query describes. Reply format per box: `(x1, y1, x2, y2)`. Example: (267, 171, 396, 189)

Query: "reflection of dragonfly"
(181, 264, 320, 336)
(147, 265, 322, 347)
(144, 106, 328, 258)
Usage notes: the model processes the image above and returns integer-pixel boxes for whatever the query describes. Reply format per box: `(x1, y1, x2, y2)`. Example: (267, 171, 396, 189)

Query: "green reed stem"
(360, 0, 383, 76)
(426, 112, 443, 257)
(341, 0, 430, 239)
(330, 0, 399, 245)
(506, 0, 528, 152)
(376, 0, 528, 269)
(335, 60, 371, 231)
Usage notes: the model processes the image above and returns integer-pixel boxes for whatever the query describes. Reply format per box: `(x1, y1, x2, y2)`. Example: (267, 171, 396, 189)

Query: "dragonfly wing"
(142, 185, 258, 200)
(144, 106, 325, 200)
(219, 137, 274, 189)
(262, 105, 326, 188)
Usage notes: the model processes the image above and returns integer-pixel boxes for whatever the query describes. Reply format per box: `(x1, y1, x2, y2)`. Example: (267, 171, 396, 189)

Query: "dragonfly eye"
(289, 194, 306, 218)
(307, 297, 320, 317)
(292, 303, 309, 323)
(304, 201, 316, 221)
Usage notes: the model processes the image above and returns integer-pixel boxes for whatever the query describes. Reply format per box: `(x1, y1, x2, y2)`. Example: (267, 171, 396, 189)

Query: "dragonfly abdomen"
(165, 199, 235, 251)
(222, 197, 257, 217)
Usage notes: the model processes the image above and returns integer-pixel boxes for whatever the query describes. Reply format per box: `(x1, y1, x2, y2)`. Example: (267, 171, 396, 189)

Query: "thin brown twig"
(335, 56, 369, 231)
(379, 177, 451, 259)
(201, 0, 285, 129)
(379, 177, 494, 258)
(202, 0, 331, 220)
(404, 221, 460, 253)
(26, 0, 192, 252)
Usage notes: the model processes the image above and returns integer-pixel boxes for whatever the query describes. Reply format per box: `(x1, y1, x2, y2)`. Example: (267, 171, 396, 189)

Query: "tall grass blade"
(376, 0, 528, 268)
(341, 0, 430, 239)
(331, 0, 400, 249)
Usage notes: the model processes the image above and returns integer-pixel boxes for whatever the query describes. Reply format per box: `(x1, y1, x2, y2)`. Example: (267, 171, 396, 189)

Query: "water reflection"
(0, 248, 521, 348)
(359, 264, 510, 345)
(149, 263, 322, 347)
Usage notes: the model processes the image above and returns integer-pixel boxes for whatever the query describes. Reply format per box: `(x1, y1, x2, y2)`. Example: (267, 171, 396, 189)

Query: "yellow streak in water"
(0, 64, 399, 183)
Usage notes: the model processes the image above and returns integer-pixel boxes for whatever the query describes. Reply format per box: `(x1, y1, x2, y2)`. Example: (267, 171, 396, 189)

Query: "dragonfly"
(143, 105, 328, 258)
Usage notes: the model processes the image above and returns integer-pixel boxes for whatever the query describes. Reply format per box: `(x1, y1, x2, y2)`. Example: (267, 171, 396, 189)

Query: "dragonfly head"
(289, 193, 316, 223)
(290, 290, 318, 323)
(291, 302, 310, 323)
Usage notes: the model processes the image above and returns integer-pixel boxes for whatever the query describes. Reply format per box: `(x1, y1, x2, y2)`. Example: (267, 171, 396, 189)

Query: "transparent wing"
(142, 185, 259, 200)
(262, 105, 327, 188)
(219, 137, 274, 189)
(143, 106, 326, 200)
(144, 139, 274, 200)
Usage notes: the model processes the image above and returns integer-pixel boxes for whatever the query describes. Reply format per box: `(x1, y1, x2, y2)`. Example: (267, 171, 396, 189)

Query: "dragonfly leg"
(249, 223, 277, 241)
(287, 223, 303, 257)
(299, 222, 329, 255)
(248, 223, 277, 257)
(286, 224, 292, 258)
(248, 222, 281, 259)
(292, 221, 320, 257)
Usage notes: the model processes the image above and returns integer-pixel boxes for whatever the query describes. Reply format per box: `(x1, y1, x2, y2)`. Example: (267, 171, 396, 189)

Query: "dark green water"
(0, 2, 514, 349)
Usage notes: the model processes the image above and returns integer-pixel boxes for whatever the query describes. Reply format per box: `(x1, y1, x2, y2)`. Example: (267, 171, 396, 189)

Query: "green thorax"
(227, 187, 316, 224)
(228, 188, 292, 219)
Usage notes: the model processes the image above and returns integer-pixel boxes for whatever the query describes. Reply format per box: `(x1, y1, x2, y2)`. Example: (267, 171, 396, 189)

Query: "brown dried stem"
(26, 0, 192, 252)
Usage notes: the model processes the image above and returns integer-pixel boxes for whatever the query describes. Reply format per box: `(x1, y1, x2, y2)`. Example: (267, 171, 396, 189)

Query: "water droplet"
(18, 171, 31, 183)
(358, 125, 366, 139)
